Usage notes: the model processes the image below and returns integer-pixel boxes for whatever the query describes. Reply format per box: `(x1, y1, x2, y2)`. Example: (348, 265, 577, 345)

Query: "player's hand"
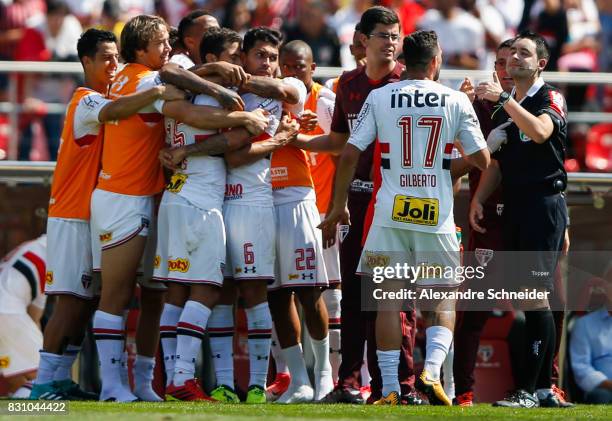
(159, 146, 186, 170)
(475, 71, 504, 103)
(160, 84, 187, 101)
(274, 115, 300, 146)
(211, 62, 250, 87)
(243, 109, 269, 136)
(562, 228, 570, 256)
(318, 205, 350, 249)
(469, 199, 486, 234)
(460, 77, 475, 103)
(215, 85, 245, 111)
(298, 109, 318, 132)
(487, 121, 511, 153)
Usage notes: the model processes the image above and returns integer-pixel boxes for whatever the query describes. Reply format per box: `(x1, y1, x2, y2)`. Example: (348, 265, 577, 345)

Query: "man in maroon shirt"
(295, 6, 420, 404)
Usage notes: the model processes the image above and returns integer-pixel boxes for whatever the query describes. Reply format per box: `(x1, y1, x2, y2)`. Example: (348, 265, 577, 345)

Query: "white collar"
(511, 77, 545, 103)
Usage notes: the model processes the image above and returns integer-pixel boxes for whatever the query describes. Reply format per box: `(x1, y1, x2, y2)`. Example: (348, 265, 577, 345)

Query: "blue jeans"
(584, 387, 612, 404)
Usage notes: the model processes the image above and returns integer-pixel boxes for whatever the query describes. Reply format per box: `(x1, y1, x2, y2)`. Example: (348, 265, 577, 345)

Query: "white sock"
(133, 355, 162, 401)
(322, 289, 342, 383)
(442, 341, 455, 400)
(208, 304, 234, 388)
(11, 383, 32, 398)
(53, 344, 81, 382)
(311, 335, 334, 400)
(160, 303, 182, 386)
(536, 388, 554, 400)
(245, 302, 272, 388)
(34, 352, 62, 385)
(377, 349, 400, 396)
(281, 344, 310, 387)
(93, 310, 136, 401)
(271, 326, 288, 375)
(361, 342, 371, 388)
(120, 351, 129, 388)
(174, 300, 211, 386)
(423, 326, 453, 382)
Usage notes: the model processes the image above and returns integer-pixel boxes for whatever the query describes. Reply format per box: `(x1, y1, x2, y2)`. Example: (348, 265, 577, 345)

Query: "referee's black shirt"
(492, 77, 568, 195)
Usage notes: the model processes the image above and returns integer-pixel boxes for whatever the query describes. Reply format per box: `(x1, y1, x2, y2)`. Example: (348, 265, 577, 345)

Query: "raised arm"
(240, 76, 299, 104)
(224, 115, 299, 168)
(99, 84, 185, 122)
(159, 62, 245, 111)
(162, 101, 269, 133)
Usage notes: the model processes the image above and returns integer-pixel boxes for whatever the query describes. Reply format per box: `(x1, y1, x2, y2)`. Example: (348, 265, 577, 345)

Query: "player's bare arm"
(293, 130, 348, 155)
(224, 115, 299, 168)
(469, 159, 502, 234)
(463, 147, 490, 171)
(159, 127, 255, 169)
(162, 101, 268, 132)
(240, 76, 300, 104)
(159, 62, 245, 111)
(475, 71, 554, 144)
(26, 304, 44, 328)
(190, 61, 249, 87)
(318, 144, 360, 247)
(98, 84, 185, 122)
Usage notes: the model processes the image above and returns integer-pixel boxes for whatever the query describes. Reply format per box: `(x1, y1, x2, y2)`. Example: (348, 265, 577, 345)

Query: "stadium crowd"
(0, 0, 610, 162)
(0, 0, 611, 410)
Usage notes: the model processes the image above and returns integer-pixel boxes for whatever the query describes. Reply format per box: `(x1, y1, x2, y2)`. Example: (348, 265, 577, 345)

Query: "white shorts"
(358, 225, 461, 288)
(223, 204, 275, 282)
(0, 314, 42, 376)
(46, 218, 99, 299)
(153, 193, 225, 286)
(270, 200, 327, 290)
(91, 189, 165, 290)
(320, 213, 341, 285)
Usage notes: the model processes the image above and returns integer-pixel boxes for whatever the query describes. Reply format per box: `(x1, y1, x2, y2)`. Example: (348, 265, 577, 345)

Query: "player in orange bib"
(280, 40, 345, 390)
(30, 28, 185, 401)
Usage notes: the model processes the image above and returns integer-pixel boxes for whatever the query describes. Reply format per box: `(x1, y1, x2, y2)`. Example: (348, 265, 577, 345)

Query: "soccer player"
(89, 16, 266, 402)
(472, 31, 570, 408)
(0, 235, 46, 398)
(295, 6, 418, 404)
(29, 28, 185, 401)
(171, 10, 219, 69)
(321, 30, 489, 405)
(208, 27, 304, 404)
(279, 40, 342, 389)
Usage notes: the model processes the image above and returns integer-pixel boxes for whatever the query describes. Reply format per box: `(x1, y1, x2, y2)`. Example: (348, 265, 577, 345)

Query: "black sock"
(521, 309, 555, 394)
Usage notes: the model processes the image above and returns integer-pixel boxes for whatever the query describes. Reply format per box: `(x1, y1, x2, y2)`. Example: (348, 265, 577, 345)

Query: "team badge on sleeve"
(549, 90, 566, 118)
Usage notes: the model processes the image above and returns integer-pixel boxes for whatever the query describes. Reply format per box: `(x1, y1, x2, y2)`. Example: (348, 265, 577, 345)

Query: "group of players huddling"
(4, 3, 570, 409)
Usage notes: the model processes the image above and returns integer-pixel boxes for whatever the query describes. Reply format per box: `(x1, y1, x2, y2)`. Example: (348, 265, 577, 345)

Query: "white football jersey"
(0, 235, 47, 314)
(349, 79, 486, 234)
(224, 92, 282, 207)
(165, 94, 226, 211)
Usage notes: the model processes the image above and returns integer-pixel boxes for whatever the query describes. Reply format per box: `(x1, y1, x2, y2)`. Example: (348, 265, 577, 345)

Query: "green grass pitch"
(1, 402, 608, 421)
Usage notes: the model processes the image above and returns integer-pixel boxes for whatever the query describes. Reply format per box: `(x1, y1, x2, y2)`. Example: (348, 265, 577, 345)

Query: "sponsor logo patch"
(392, 195, 439, 226)
(166, 173, 187, 193)
(364, 251, 390, 269)
(288, 273, 299, 280)
(168, 258, 190, 273)
(271, 167, 288, 181)
(0, 356, 9, 368)
(99, 232, 113, 243)
(45, 271, 54, 285)
(153, 255, 161, 269)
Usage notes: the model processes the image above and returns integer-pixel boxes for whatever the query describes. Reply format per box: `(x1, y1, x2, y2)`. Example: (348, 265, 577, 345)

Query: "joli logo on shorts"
(45, 271, 54, 285)
(0, 356, 9, 368)
(392, 195, 439, 226)
(153, 255, 161, 269)
(168, 258, 190, 273)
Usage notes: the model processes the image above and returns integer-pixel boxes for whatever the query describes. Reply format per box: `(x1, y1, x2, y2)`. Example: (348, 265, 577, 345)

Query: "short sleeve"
(456, 93, 487, 156)
(347, 91, 377, 151)
(282, 77, 307, 116)
(316, 88, 336, 134)
(536, 88, 568, 131)
(74, 92, 112, 130)
(170, 53, 195, 69)
(138, 72, 165, 113)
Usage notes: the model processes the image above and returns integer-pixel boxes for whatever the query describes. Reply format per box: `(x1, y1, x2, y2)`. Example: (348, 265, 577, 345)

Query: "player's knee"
(239, 281, 267, 308)
(190, 284, 220, 308)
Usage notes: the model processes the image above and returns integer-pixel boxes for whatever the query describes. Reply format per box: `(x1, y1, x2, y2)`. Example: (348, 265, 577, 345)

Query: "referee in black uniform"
(470, 31, 569, 408)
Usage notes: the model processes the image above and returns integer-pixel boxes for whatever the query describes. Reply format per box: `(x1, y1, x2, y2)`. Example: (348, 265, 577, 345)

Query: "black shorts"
(502, 192, 567, 289)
